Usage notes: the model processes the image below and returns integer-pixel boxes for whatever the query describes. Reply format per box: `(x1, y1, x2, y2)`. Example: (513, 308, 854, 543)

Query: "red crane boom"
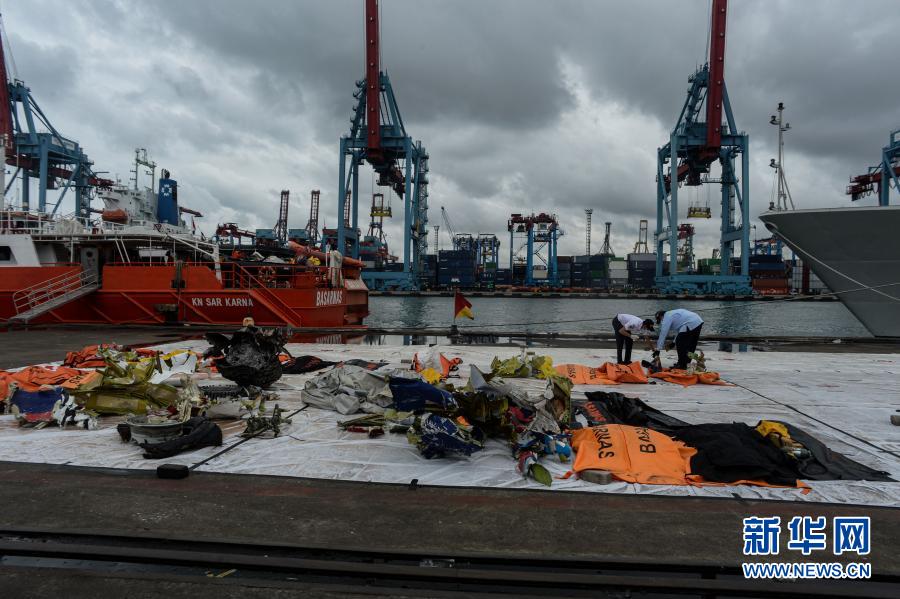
(705, 0, 728, 151)
(365, 0, 382, 161)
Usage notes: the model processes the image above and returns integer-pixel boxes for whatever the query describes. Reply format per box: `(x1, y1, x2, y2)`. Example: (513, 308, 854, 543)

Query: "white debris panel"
(0, 341, 898, 507)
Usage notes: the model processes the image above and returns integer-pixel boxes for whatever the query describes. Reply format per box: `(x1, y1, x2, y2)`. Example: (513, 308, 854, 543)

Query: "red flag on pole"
(454, 291, 474, 320)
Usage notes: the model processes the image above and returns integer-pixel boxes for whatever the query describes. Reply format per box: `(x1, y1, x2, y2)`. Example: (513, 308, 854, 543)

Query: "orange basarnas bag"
(570, 424, 696, 485)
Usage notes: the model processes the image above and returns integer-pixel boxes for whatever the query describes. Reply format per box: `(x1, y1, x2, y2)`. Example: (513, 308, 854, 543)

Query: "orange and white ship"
(0, 170, 369, 329)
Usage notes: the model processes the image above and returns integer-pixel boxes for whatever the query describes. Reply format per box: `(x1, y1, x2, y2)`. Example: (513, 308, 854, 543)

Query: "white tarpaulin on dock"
(0, 341, 899, 507)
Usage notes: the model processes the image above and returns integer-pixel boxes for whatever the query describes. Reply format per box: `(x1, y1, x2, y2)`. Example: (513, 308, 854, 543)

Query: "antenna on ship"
(769, 102, 794, 210)
(131, 148, 157, 193)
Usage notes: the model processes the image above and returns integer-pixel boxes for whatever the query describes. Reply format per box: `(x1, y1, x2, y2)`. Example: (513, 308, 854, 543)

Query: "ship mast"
(769, 102, 794, 210)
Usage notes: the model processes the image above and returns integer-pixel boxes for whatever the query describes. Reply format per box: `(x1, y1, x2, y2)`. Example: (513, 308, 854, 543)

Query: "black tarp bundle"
(205, 327, 287, 388)
(282, 355, 337, 374)
(673, 423, 800, 486)
(140, 416, 223, 459)
(576, 392, 687, 434)
(579, 391, 893, 484)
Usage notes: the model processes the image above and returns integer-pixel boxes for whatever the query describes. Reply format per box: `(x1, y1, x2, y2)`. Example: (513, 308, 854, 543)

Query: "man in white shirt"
(654, 309, 704, 369)
(612, 313, 655, 364)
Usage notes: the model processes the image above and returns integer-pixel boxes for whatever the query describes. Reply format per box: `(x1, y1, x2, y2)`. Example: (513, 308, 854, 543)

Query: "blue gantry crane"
(655, 0, 751, 294)
(846, 128, 900, 206)
(508, 213, 560, 286)
(0, 17, 112, 217)
(337, 0, 429, 290)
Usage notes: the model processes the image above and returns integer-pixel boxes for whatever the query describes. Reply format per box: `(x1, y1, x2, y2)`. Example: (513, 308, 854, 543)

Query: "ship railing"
(219, 262, 329, 290)
(12, 268, 99, 315)
(224, 262, 312, 321)
(0, 210, 95, 236)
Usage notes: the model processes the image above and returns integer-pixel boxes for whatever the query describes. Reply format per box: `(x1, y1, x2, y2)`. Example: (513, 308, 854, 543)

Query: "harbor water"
(368, 296, 871, 337)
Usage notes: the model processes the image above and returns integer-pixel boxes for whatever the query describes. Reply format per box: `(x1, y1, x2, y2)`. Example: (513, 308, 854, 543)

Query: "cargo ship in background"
(761, 129, 900, 338)
(0, 153, 369, 330)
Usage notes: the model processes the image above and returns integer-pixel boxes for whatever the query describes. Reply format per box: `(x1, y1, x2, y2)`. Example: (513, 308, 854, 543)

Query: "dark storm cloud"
(4, 0, 898, 259)
(149, 1, 575, 136)
(5, 34, 79, 102)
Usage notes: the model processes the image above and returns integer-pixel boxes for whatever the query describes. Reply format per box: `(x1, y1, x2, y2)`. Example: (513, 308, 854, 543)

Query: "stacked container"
(736, 254, 790, 295)
(608, 258, 628, 289)
(422, 254, 437, 288)
(557, 256, 573, 287)
(495, 268, 512, 286)
(438, 249, 476, 288)
(589, 254, 610, 289)
(479, 260, 498, 288)
(627, 252, 657, 290)
(512, 262, 527, 286)
(571, 255, 590, 287)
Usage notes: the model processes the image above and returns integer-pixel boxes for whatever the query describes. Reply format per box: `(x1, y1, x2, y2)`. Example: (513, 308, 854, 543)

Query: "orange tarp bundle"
(63, 345, 114, 368)
(63, 344, 158, 368)
(571, 424, 696, 485)
(0, 365, 89, 399)
(555, 361, 648, 385)
(649, 369, 731, 387)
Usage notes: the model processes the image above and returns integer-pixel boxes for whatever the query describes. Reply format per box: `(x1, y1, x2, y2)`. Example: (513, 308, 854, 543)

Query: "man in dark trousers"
(612, 313, 655, 364)
(655, 309, 704, 369)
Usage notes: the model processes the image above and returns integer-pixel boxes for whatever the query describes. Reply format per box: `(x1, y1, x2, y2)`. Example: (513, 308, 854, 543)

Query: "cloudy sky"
(5, 0, 899, 260)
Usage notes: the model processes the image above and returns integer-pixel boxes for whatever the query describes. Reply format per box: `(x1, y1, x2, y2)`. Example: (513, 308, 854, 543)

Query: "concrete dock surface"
(0, 334, 899, 593)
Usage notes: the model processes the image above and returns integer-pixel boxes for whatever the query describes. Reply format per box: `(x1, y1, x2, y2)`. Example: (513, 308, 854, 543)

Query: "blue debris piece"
(412, 413, 484, 459)
(9, 388, 67, 424)
(390, 378, 458, 412)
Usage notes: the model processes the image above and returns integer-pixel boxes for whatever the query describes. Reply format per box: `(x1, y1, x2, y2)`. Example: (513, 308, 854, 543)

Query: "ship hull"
(0, 263, 369, 329)
(760, 206, 900, 337)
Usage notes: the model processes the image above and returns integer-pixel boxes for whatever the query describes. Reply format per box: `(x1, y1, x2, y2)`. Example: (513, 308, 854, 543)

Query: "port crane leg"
(403, 139, 413, 276)
(740, 142, 751, 277)
(525, 227, 534, 286)
(351, 159, 360, 259)
(668, 134, 679, 278)
(337, 139, 348, 254)
(655, 157, 665, 280)
(38, 142, 48, 212)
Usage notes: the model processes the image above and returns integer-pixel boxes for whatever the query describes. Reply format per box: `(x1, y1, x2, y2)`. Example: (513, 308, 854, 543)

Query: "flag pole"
(450, 291, 459, 337)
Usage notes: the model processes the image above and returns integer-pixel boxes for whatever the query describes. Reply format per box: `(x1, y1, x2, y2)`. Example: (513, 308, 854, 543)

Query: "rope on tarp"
(727, 379, 900, 462)
(189, 405, 309, 471)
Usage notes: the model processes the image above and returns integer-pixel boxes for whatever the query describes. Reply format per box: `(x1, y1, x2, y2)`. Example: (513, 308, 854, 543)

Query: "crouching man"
(654, 309, 704, 369)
